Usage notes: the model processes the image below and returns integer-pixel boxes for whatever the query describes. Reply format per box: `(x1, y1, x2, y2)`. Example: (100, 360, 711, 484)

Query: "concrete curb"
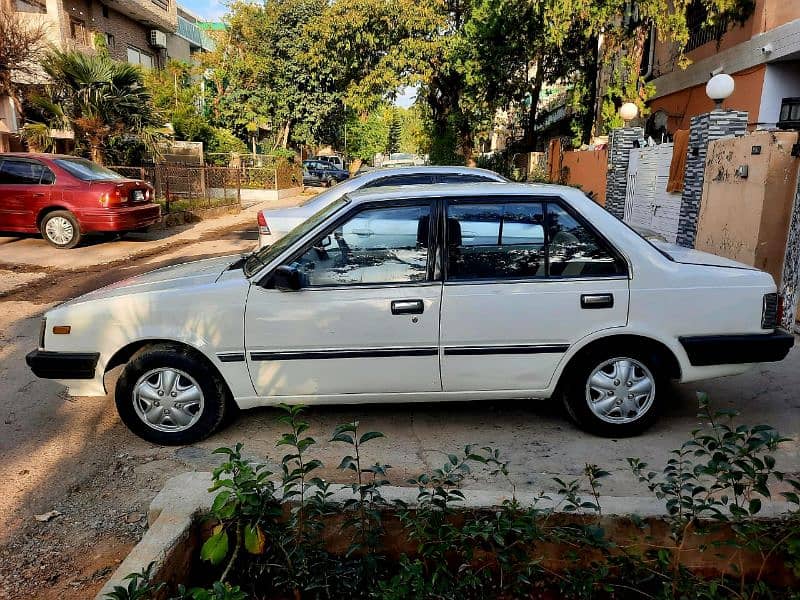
(95, 472, 796, 599)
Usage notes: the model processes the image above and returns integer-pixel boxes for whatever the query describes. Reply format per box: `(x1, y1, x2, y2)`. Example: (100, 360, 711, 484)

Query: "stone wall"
(676, 110, 748, 247)
(606, 127, 644, 218)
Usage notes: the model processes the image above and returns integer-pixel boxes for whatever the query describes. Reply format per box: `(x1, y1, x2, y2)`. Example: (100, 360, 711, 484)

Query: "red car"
(0, 153, 161, 249)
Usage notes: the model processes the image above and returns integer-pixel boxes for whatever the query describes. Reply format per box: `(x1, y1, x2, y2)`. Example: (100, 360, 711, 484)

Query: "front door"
(245, 200, 442, 398)
(440, 196, 630, 392)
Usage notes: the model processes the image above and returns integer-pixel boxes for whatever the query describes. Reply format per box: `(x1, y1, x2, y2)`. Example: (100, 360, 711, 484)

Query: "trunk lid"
(652, 241, 758, 270)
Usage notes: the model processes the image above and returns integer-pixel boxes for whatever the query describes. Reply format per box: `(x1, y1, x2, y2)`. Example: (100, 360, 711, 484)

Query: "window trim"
(264, 198, 438, 290)
(443, 195, 629, 283)
(0, 158, 56, 186)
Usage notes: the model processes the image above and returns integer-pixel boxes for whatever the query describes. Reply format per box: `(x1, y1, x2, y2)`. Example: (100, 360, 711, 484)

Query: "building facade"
(646, 0, 800, 135)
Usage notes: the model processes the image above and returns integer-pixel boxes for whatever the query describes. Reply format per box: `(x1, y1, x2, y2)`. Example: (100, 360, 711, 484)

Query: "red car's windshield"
(54, 158, 125, 181)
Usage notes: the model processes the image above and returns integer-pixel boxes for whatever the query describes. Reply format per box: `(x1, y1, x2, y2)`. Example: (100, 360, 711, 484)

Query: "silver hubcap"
(133, 368, 204, 433)
(585, 357, 655, 424)
(45, 216, 74, 245)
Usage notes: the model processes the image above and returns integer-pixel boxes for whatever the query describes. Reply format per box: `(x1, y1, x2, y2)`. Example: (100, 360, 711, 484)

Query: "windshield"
(54, 158, 125, 181)
(243, 196, 349, 277)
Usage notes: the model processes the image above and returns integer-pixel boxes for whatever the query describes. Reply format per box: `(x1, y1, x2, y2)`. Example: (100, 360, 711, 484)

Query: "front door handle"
(33, 193, 45, 198)
(391, 299, 424, 315)
(581, 293, 614, 309)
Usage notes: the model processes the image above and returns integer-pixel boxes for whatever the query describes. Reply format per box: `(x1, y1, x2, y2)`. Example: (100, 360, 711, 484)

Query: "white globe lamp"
(706, 73, 734, 109)
(619, 102, 639, 125)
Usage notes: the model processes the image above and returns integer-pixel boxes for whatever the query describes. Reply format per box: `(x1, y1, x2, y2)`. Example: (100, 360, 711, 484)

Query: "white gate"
(623, 143, 682, 243)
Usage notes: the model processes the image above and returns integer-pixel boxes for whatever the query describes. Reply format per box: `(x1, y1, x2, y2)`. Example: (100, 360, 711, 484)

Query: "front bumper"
(77, 203, 161, 233)
(26, 350, 100, 379)
(679, 330, 794, 366)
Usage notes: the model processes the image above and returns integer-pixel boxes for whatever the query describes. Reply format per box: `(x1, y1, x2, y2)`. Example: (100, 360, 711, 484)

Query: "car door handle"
(391, 299, 424, 315)
(32, 193, 45, 198)
(581, 294, 614, 309)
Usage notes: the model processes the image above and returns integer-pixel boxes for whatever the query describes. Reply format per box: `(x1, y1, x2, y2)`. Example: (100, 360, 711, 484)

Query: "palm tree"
(23, 50, 162, 164)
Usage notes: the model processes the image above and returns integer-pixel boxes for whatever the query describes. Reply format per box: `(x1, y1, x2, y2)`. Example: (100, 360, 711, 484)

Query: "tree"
(386, 108, 401, 154)
(24, 50, 162, 164)
(0, 5, 47, 115)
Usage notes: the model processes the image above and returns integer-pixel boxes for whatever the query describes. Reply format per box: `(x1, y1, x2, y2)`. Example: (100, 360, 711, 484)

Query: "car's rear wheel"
(40, 210, 81, 249)
(562, 347, 664, 437)
(115, 344, 229, 445)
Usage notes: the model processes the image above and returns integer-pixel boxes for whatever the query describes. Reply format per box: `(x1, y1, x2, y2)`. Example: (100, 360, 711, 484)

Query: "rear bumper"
(26, 350, 100, 379)
(679, 330, 794, 366)
(77, 203, 161, 232)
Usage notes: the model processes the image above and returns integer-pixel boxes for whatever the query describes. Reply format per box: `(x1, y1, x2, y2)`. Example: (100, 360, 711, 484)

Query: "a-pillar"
(675, 110, 748, 248)
(605, 126, 644, 219)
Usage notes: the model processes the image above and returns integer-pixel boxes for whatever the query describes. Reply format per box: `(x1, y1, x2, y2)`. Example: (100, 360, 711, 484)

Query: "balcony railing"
(177, 15, 216, 51)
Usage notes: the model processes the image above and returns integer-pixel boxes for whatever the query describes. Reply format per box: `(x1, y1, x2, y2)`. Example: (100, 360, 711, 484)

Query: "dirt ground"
(1, 209, 799, 599)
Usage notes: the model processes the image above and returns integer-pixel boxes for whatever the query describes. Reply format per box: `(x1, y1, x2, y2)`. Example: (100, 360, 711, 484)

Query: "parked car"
(302, 160, 349, 187)
(27, 183, 793, 444)
(309, 154, 346, 170)
(0, 153, 160, 249)
(257, 166, 508, 247)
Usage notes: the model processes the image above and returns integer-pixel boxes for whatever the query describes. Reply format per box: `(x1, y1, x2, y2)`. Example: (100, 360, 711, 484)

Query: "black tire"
(40, 210, 81, 249)
(561, 344, 665, 437)
(115, 344, 229, 445)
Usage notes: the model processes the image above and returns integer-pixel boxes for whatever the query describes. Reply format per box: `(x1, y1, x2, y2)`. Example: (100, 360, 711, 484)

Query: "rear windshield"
(54, 158, 125, 181)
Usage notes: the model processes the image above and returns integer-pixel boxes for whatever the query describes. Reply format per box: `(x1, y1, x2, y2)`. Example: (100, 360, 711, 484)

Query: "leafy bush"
(109, 397, 800, 600)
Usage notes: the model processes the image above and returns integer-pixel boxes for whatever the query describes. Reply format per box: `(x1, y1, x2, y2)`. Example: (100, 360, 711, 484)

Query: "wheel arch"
(37, 205, 74, 227)
(104, 338, 233, 398)
(555, 333, 682, 395)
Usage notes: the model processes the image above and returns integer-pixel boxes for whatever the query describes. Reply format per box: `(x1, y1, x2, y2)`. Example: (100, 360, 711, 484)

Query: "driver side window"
(287, 204, 431, 286)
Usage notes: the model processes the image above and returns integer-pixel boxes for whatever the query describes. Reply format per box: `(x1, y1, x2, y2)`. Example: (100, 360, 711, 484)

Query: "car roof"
(346, 181, 578, 202)
(0, 152, 77, 160)
(355, 165, 506, 179)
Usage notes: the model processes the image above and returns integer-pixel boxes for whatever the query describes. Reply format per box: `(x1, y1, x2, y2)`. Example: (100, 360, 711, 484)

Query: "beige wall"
(695, 130, 800, 284)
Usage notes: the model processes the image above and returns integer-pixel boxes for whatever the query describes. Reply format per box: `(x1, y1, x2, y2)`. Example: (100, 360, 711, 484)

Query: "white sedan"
(257, 166, 507, 247)
(27, 183, 793, 444)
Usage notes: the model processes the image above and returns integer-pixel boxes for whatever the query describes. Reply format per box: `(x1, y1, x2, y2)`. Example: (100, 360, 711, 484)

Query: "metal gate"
(623, 143, 682, 243)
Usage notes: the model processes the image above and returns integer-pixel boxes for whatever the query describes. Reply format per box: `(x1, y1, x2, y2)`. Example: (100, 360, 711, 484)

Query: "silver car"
(257, 166, 507, 247)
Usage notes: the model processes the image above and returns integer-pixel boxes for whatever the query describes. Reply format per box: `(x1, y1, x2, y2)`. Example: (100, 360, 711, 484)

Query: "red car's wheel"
(40, 210, 82, 249)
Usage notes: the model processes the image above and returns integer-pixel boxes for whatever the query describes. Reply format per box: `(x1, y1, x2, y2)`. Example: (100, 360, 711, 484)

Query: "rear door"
(244, 199, 442, 398)
(439, 195, 630, 392)
(0, 158, 52, 230)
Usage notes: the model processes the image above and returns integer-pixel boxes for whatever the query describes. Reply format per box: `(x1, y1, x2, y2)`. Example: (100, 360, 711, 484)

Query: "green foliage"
(103, 562, 164, 600)
(386, 109, 401, 154)
(26, 50, 162, 164)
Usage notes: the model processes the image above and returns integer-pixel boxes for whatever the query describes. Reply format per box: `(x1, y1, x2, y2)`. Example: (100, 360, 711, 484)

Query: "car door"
(0, 158, 51, 230)
(439, 195, 630, 392)
(244, 199, 442, 398)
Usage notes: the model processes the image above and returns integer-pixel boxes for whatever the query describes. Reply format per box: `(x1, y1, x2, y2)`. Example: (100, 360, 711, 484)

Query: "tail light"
(99, 187, 124, 207)
(762, 293, 779, 329)
(257, 212, 270, 235)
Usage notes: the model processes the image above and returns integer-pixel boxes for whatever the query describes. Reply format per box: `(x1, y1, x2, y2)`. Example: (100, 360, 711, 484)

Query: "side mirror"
(273, 265, 305, 291)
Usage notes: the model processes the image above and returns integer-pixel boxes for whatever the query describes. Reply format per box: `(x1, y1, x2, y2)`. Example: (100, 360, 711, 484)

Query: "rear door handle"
(581, 294, 614, 309)
(33, 193, 45, 198)
(391, 299, 424, 315)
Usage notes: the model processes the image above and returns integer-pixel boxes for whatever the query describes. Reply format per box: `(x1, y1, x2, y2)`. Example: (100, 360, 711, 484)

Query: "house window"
(127, 47, 153, 69)
(70, 19, 90, 46)
(102, 4, 109, 18)
(778, 98, 800, 129)
(15, 0, 46, 13)
(151, 0, 168, 9)
(103, 33, 115, 49)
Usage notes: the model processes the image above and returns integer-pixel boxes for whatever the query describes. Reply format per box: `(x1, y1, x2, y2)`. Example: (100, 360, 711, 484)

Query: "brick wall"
(57, 1, 163, 67)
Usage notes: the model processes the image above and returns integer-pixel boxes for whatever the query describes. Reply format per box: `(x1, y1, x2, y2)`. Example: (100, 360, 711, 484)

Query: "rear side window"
(439, 174, 496, 184)
(446, 199, 625, 280)
(364, 174, 434, 188)
(0, 159, 51, 184)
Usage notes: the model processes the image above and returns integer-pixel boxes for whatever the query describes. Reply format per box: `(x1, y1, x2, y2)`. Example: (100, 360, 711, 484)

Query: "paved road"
(1, 207, 799, 598)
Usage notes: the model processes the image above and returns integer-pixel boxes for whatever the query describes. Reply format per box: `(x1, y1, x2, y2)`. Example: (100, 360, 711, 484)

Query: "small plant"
(104, 562, 164, 600)
(200, 443, 278, 580)
(331, 421, 390, 588)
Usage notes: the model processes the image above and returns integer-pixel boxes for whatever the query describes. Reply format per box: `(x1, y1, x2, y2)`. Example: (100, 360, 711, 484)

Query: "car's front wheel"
(115, 344, 229, 445)
(40, 210, 81, 249)
(562, 347, 664, 437)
